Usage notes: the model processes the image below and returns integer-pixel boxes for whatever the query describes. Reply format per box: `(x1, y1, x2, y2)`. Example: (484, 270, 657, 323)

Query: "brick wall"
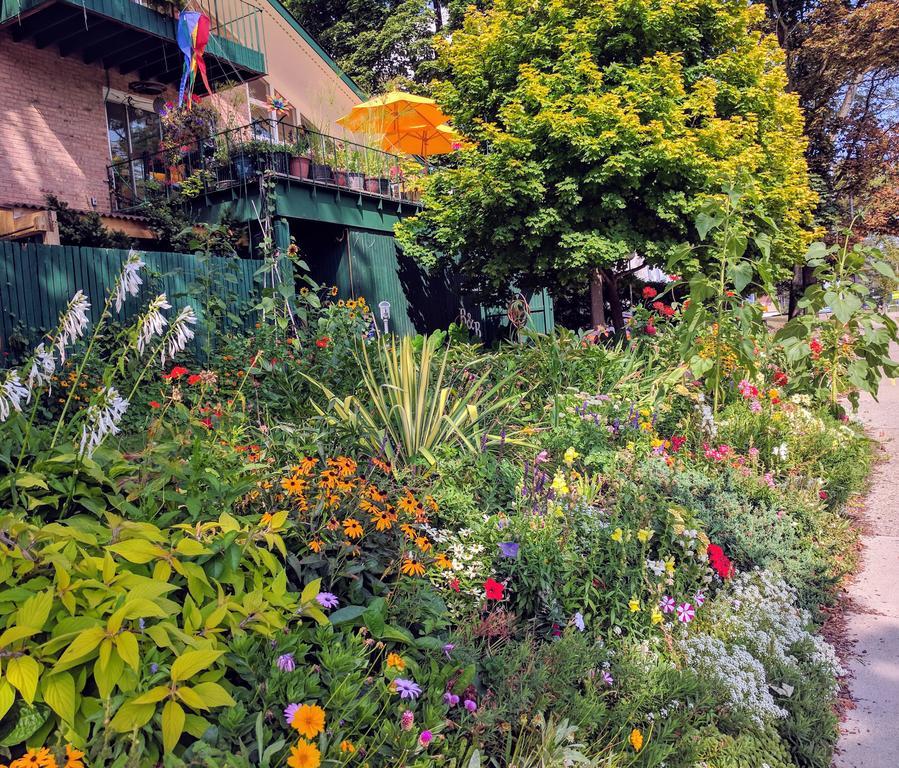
(0, 31, 172, 214)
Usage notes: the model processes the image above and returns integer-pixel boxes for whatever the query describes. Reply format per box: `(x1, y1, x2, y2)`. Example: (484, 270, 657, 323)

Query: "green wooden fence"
(0, 243, 262, 355)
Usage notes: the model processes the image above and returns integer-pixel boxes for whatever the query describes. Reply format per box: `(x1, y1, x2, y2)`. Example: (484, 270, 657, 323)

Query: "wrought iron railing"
(107, 119, 423, 212)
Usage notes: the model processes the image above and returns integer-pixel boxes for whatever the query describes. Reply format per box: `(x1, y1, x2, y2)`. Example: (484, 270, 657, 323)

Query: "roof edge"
(265, 0, 368, 100)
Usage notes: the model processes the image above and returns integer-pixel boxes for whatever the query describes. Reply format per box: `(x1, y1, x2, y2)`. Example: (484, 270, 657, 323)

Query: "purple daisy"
(316, 592, 339, 609)
(284, 703, 299, 726)
(394, 678, 422, 700)
(277, 653, 296, 672)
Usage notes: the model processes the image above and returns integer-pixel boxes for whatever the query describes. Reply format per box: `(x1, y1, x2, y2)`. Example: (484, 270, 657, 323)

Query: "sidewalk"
(834, 346, 899, 768)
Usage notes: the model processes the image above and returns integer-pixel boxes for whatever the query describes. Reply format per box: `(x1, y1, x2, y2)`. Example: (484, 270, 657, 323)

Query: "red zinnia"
(187, 374, 202, 385)
(707, 543, 733, 579)
(484, 578, 504, 600)
(162, 366, 189, 380)
(773, 371, 788, 387)
(149, 401, 161, 409)
(316, 337, 330, 349)
(449, 578, 460, 593)
(642, 286, 657, 300)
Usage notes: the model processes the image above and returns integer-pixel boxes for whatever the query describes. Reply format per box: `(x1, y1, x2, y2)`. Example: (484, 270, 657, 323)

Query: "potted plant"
(309, 134, 333, 183)
(347, 149, 365, 191)
(289, 131, 311, 179)
(364, 150, 386, 194)
(333, 141, 350, 188)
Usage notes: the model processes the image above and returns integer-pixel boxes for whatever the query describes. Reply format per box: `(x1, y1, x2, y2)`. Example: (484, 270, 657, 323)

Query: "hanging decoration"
(268, 92, 291, 115)
(177, 10, 212, 108)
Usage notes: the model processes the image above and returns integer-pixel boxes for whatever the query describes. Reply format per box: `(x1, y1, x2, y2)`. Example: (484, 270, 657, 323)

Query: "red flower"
(819, 490, 828, 500)
(707, 543, 733, 579)
(162, 366, 189, 380)
(551, 623, 562, 637)
(199, 417, 213, 429)
(645, 322, 657, 336)
(809, 338, 823, 359)
(773, 371, 788, 387)
(642, 286, 657, 300)
(667, 274, 681, 282)
(315, 337, 330, 349)
(187, 374, 202, 386)
(449, 578, 460, 593)
(671, 435, 686, 452)
(149, 401, 161, 409)
(484, 578, 504, 600)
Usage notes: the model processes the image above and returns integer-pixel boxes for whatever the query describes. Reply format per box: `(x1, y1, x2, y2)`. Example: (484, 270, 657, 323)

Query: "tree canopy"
(396, 0, 817, 326)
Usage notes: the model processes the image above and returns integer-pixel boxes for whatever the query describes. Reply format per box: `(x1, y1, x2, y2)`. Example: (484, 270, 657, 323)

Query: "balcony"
(0, 0, 265, 89)
(107, 120, 424, 232)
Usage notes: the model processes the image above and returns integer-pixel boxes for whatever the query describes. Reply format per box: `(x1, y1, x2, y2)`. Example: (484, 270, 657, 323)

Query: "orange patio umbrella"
(381, 122, 464, 158)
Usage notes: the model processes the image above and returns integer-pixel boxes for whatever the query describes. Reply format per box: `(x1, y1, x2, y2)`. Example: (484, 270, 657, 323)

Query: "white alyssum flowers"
(57, 290, 91, 362)
(160, 306, 197, 365)
(79, 387, 129, 458)
(0, 371, 30, 422)
(114, 251, 145, 312)
(137, 294, 171, 355)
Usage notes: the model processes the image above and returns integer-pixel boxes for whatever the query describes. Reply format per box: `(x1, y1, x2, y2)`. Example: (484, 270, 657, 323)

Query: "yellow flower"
(625, 441, 635, 451)
(340, 740, 356, 754)
(664, 556, 675, 575)
(628, 597, 641, 613)
(651, 608, 663, 625)
(287, 739, 321, 768)
(401, 558, 425, 577)
(64, 745, 84, 768)
(434, 553, 453, 570)
(290, 704, 326, 740)
(343, 518, 364, 539)
(637, 528, 654, 544)
(610, 527, 624, 543)
(629, 728, 644, 751)
(550, 470, 569, 496)
(563, 447, 580, 465)
(386, 652, 406, 670)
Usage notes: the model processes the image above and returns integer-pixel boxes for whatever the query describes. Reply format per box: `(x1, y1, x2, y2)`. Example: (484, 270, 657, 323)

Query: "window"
(105, 91, 163, 208)
(246, 79, 297, 142)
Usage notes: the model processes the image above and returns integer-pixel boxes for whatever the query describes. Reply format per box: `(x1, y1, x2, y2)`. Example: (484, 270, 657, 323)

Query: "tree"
(282, 0, 438, 92)
(397, 0, 817, 329)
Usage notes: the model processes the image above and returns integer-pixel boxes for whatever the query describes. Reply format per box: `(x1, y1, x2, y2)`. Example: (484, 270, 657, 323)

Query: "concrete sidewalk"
(834, 344, 899, 768)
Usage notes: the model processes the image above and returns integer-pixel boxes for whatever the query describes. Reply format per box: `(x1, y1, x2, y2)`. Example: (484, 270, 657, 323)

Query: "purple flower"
(284, 703, 299, 726)
(464, 698, 478, 712)
(498, 541, 519, 558)
(277, 653, 296, 672)
(660, 595, 676, 614)
(496, 517, 510, 530)
(395, 678, 422, 700)
(694, 591, 706, 607)
(573, 611, 585, 632)
(316, 592, 339, 609)
(443, 692, 460, 707)
(149, 662, 158, 674)
(601, 670, 614, 686)
(401, 709, 414, 731)
(535, 450, 550, 464)
(420, 730, 433, 746)
(443, 643, 456, 658)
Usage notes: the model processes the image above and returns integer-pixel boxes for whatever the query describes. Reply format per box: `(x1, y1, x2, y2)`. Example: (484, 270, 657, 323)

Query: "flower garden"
(0, 204, 895, 768)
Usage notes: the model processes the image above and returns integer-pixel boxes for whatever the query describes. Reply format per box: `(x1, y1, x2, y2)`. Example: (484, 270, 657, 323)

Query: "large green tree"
(397, 0, 818, 328)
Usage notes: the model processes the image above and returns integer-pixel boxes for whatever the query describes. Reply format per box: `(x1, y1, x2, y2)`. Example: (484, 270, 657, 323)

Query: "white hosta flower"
(115, 251, 145, 312)
(137, 294, 171, 355)
(79, 386, 129, 458)
(27, 343, 56, 391)
(0, 371, 30, 421)
(57, 291, 91, 363)
(160, 306, 197, 366)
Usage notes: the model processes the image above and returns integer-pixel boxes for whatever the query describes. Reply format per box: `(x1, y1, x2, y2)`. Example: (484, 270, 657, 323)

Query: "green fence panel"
(0, 243, 264, 356)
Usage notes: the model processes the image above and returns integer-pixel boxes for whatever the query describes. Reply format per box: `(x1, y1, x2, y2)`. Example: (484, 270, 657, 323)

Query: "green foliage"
(45, 196, 131, 249)
(398, 0, 816, 308)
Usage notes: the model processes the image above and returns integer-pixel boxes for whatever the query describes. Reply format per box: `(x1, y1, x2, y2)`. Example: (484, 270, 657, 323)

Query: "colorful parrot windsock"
(177, 10, 212, 107)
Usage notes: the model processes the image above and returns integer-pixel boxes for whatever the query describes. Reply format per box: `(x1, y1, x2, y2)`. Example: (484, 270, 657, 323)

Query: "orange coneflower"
(401, 558, 425, 577)
(343, 518, 364, 539)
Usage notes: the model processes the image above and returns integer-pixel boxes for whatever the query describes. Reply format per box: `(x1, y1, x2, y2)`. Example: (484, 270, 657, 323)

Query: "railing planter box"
(312, 163, 334, 183)
(365, 177, 381, 194)
(289, 155, 311, 179)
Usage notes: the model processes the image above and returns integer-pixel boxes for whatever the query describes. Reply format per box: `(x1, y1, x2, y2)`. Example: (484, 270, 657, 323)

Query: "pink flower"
(420, 730, 433, 746)
(401, 710, 414, 731)
(694, 591, 705, 607)
(464, 698, 478, 712)
(660, 596, 676, 614)
(676, 602, 695, 623)
(284, 703, 300, 726)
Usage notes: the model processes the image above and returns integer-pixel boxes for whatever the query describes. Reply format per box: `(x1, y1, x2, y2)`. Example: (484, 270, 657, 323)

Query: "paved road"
(835, 342, 899, 768)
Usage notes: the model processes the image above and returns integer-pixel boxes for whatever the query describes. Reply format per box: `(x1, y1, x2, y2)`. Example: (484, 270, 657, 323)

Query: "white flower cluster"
(697, 396, 717, 438)
(79, 387, 129, 458)
(705, 570, 842, 686)
(680, 633, 787, 726)
(427, 525, 489, 601)
(114, 250, 145, 312)
(0, 371, 30, 421)
(56, 290, 91, 363)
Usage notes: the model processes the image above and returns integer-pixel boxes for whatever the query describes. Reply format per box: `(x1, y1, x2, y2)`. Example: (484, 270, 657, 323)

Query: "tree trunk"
(433, 0, 444, 30)
(602, 268, 626, 332)
(590, 268, 606, 328)
(787, 264, 802, 318)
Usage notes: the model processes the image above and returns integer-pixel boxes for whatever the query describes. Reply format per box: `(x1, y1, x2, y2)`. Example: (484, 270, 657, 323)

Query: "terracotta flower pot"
(289, 155, 311, 179)
(365, 177, 381, 194)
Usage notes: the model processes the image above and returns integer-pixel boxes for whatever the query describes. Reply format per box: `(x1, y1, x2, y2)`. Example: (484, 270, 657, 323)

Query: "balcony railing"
(107, 119, 424, 213)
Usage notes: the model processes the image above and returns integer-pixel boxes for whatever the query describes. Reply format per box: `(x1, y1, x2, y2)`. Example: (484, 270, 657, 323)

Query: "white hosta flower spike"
(79, 386, 129, 458)
(137, 294, 171, 355)
(115, 250, 145, 312)
(0, 371, 31, 422)
(57, 291, 91, 363)
(161, 306, 197, 366)
(27, 343, 56, 391)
